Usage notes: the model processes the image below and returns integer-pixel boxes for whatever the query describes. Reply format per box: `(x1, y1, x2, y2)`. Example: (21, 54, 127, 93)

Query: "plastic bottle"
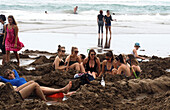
(101, 76, 105, 87)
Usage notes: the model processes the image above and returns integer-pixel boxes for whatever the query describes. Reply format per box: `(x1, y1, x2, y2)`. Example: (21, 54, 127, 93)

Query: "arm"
(0, 76, 11, 83)
(117, 66, 123, 75)
(99, 60, 106, 77)
(96, 57, 101, 74)
(14, 25, 18, 48)
(65, 56, 70, 71)
(83, 58, 88, 67)
(77, 56, 81, 64)
(133, 49, 145, 60)
(2, 25, 6, 45)
(13, 69, 20, 78)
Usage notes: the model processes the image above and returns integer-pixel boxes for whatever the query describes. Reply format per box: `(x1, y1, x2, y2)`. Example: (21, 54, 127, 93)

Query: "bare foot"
(62, 81, 72, 94)
(64, 91, 76, 97)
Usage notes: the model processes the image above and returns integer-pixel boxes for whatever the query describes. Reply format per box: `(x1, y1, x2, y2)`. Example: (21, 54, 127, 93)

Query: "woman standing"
(97, 10, 104, 47)
(3, 15, 24, 66)
(104, 10, 116, 48)
(0, 14, 6, 65)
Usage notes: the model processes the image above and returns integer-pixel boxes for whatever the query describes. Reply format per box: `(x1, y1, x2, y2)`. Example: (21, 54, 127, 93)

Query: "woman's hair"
(8, 15, 17, 25)
(80, 54, 86, 60)
(0, 14, 6, 22)
(100, 10, 103, 15)
(128, 54, 139, 66)
(106, 51, 114, 61)
(116, 54, 124, 64)
(106, 10, 110, 13)
(88, 49, 96, 59)
(57, 45, 65, 53)
(71, 47, 78, 54)
(3, 69, 14, 79)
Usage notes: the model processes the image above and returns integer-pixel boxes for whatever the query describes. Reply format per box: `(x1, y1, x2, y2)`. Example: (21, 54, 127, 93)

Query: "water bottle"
(101, 76, 105, 87)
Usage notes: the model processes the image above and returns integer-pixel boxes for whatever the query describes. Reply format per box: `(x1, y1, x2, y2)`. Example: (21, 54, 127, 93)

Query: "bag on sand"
(74, 73, 95, 85)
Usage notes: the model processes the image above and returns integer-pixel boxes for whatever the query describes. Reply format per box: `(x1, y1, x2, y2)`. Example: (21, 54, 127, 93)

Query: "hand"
(142, 57, 145, 60)
(105, 22, 107, 24)
(2, 42, 4, 46)
(14, 44, 17, 48)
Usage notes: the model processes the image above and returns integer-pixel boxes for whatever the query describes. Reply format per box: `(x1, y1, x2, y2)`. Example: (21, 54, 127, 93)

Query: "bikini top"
(105, 62, 114, 72)
(86, 58, 97, 72)
(59, 59, 65, 66)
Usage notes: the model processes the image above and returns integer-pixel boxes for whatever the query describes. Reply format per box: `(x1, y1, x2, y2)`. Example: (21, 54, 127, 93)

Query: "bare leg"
(13, 51, 20, 66)
(105, 26, 108, 48)
(40, 81, 72, 95)
(16, 81, 35, 91)
(108, 26, 112, 48)
(92, 72, 97, 79)
(69, 63, 80, 71)
(6, 51, 10, 63)
(80, 63, 85, 73)
(101, 33, 103, 48)
(2, 54, 6, 65)
(19, 82, 47, 101)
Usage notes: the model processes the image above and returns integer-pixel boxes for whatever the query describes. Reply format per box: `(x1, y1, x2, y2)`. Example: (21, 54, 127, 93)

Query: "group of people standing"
(97, 10, 116, 48)
(0, 15, 24, 66)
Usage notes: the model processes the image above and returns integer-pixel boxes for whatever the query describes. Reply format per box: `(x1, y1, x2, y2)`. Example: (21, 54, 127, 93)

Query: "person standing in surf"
(104, 10, 116, 48)
(2, 15, 24, 66)
(97, 10, 104, 47)
(74, 6, 78, 14)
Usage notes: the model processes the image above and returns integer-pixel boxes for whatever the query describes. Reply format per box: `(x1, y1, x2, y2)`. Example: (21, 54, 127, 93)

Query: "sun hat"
(134, 43, 140, 47)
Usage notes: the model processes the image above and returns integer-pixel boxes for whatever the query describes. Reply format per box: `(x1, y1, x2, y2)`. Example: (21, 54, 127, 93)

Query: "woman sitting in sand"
(83, 49, 101, 79)
(99, 51, 116, 77)
(0, 69, 72, 100)
(127, 54, 142, 78)
(53, 45, 67, 70)
(65, 47, 85, 73)
(112, 54, 131, 77)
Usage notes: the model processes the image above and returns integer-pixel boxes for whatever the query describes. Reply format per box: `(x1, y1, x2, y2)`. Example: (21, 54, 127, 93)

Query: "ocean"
(0, 0, 170, 57)
(1, 0, 170, 23)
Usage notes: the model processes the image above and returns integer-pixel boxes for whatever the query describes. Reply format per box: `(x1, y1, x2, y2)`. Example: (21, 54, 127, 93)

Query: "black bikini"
(86, 58, 97, 73)
(104, 62, 114, 72)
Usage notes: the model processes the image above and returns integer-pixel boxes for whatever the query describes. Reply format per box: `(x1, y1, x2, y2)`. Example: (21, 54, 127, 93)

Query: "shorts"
(0, 37, 6, 54)
(16, 91, 24, 100)
(105, 23, 111, 26)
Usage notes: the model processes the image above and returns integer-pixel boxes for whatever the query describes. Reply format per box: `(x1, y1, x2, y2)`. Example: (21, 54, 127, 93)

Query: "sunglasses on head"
(74, 51, 79, 53)
(61, 50, 66, 52)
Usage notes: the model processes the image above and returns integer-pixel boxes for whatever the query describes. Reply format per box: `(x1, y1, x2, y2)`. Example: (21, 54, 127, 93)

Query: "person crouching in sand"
(53, 45, 67, 70)
(65, 47, 85, 73)
(132, 43, 145, 61)
(99, 51, 116, 77)
(83, 49, 101, 79)
(112, 54, 131, 77)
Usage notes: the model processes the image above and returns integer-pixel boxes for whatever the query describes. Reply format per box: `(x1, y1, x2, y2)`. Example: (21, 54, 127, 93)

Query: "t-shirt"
(0, 69, 27, 87)
(0, 23, 4, 37)
(104, 15, 113, 24)
(98, 14, 104, 21)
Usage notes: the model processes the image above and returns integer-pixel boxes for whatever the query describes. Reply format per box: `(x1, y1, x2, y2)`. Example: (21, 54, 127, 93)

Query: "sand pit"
(0, 50, 169, 110)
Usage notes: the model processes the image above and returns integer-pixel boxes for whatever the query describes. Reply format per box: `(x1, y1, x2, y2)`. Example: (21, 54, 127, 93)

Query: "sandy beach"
(0, 0, 170, 109)
(0, 50, 170, 109)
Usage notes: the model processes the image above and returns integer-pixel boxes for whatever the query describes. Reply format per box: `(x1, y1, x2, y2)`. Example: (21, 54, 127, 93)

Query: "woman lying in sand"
(112, 54, 131, 77)
(65, 47, 85, 73)
(99, 51, 116, 77)
(0, 69, 72, 98)
(0, 81, 72, 101)
(83, 49, 101, 79)
(53, 45, 67, 70)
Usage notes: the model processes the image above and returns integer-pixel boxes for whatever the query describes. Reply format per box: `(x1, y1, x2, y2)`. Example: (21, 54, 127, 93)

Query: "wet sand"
(0, 50, 169, 109)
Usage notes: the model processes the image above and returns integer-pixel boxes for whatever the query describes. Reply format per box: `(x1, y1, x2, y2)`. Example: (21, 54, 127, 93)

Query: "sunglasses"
(91, 54, 95, 56)
(74, 51, 79, 53)
(7, 71, 13, 76)
(61, 50, 66, 52)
